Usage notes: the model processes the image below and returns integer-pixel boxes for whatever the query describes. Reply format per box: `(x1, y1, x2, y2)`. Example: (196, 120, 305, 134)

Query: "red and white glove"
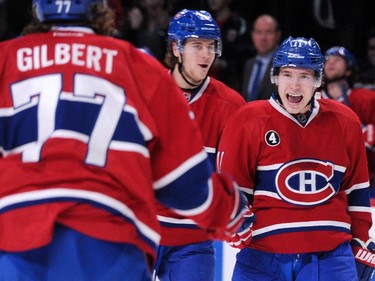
(351, 238, 375, 281)
(225, 204, 254, 249)
(206, 190, 251, 240)
(363, 124, 375, 150)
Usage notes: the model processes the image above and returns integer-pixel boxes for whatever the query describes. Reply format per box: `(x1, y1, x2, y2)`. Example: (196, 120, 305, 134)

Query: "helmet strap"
(273, 92, 315, 115)
(177, 55, 203, 88)
(177, 63, 201, 88)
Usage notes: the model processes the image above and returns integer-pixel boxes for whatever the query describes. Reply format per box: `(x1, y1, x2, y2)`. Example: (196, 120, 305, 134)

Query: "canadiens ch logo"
(275, 159, 338, 206)
(265, 130, 280, 146)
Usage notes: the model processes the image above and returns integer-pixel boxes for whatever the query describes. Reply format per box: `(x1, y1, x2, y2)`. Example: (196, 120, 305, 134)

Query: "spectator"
(207, 0, 253, 92)
(154, 9, 248, 281)
(121, 0, 170, 63)
(219, 36, 373, 280)
(0, 1, 248, 280)
(321, 46, 375, 189)
(241, 14, 281, 101)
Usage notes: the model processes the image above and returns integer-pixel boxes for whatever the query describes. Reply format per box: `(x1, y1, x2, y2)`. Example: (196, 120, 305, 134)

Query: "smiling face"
(275, 67, 319, 114)
(172, 38, 217, 88)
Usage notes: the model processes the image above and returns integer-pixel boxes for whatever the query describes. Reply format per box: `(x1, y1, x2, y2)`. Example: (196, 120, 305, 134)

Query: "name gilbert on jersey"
(17, 43, 118, 74)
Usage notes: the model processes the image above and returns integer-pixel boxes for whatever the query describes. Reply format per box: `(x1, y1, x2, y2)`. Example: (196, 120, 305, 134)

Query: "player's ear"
(273, 76, 279, 85)
(314, 77, 321, 88)
(172, 42, 180, 57)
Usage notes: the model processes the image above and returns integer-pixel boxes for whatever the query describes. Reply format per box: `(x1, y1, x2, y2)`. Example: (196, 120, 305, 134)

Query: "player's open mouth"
(199, 64, 209, 68)
(287, 94, 303, 103)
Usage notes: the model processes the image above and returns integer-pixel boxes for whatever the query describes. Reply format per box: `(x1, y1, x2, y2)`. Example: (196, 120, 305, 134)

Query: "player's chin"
(195, 73, 208, 82)
(284, 102, 306, 114)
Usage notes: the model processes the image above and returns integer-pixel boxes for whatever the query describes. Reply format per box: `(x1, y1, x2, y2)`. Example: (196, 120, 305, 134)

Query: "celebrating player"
(321, 46, 375, 190)
(0, 1, 248, 280)
(218, 36, 374, 280)
(153, 9, 248, 281)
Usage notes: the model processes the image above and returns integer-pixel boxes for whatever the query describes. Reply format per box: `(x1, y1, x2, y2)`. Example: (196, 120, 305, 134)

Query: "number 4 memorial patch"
(265, 130, 280, 147)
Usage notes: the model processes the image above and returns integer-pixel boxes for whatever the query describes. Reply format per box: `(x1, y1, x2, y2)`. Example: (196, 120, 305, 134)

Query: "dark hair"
(164, 41, 179, 68)
(23, 4, 115, 36)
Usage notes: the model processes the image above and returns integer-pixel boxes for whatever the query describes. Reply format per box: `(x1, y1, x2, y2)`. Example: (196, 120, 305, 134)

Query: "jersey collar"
(269, 93, 320, 128)
(51, 26, 95, 34)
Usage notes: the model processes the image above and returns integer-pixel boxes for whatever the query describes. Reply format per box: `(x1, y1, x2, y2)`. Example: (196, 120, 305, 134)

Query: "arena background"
(2, 1, 375, 280)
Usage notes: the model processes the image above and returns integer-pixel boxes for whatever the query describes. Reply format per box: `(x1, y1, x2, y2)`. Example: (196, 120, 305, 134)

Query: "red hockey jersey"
(218, 96, 372, 253)
(157, 77, 246, 245)
(0, 27, 239, 263)
(321, 88, 375, 187)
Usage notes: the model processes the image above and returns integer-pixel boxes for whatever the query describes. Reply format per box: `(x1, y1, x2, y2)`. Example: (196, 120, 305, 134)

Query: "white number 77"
(55, 0, 72, 13)
(11, 74, 125, 167)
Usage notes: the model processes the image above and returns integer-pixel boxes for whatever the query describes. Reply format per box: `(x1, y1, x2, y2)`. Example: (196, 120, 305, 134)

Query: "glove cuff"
(352, 244, 375, 268)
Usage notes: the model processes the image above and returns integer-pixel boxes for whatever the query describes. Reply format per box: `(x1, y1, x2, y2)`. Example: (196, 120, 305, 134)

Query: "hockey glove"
(206, 188, 250, 240)
(363, 124, 375, 150)
(225, 203, 254, 249)
(351, 238, 375, 281)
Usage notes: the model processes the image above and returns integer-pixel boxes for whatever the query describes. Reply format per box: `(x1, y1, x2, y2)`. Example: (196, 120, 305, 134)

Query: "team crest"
(265, 130, 280, 146)
(275, 159, 341, 206)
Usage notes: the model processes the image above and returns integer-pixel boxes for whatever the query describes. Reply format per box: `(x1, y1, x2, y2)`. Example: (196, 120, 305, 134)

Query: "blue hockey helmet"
(168, 9, 222, 56)
(33, 0, 106, 22)
(271, 36, 324, 84)
(324, 46, 357, 71)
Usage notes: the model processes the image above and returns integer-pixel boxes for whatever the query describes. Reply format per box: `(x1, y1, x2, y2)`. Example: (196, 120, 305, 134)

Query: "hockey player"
(218, 36, 375, 280)
(322, 46, 375, 190)
(153, 9, 248, 281)
(0, 1, 249, 280)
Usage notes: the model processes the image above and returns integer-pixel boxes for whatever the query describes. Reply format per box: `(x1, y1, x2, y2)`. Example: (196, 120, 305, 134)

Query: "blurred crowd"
(1, 0, 375, 92)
